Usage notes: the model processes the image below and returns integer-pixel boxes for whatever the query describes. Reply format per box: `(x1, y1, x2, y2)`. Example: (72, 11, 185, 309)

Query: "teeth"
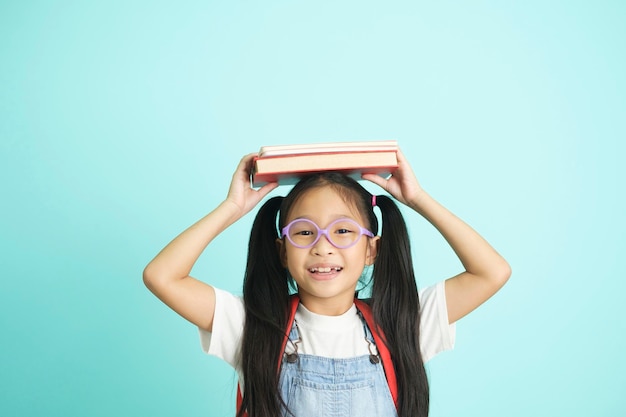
(309, 267, 342, 273)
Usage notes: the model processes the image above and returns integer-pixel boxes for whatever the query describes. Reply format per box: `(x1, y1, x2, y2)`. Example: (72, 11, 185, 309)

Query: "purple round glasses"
(281, 218, 375, 249)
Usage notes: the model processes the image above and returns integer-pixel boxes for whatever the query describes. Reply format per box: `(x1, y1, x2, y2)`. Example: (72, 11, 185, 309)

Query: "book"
(251, 140, 399, 187)
(258, 140, 398, 157)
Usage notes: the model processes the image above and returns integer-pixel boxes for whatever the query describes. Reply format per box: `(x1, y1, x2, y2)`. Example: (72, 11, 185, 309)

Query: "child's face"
(278, 186, 378, 315)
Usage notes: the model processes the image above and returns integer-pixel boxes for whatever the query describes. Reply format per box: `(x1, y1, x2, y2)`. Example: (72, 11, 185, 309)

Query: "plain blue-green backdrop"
(1, 1, 624, 416)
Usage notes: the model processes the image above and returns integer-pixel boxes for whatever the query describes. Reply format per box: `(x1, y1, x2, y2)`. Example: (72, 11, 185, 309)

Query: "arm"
(363, 149, 511, 324)
(142, 154, 278, 331)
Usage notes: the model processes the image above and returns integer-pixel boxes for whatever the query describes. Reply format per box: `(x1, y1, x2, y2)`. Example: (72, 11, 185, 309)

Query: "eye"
(332, 220, 358, 235)
(290, 220, 317, 237)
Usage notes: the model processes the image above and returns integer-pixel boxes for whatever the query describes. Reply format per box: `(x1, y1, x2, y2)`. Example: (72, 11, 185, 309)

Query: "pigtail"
(239, 196, 291, 417)
(372, 195, 429, 417)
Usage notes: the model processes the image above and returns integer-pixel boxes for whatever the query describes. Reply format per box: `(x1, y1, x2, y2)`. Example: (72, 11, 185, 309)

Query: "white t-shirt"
(199, 281, 456, 382)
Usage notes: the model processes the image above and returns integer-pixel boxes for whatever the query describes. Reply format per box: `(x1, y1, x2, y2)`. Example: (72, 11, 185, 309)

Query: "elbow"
(493, 259, 512, 289)
(142, 263, 160, 292)
(143, 263, 183, 294)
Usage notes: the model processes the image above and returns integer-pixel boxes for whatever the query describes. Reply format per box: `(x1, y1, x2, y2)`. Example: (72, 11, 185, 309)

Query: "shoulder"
(199, 288, 245, 366)
(214, 287, 245, 306)
(419, 281, 445, 305)
(419, 281, 456, 362)
(213, 287, 245, 325)
(418, 281, 449, 329)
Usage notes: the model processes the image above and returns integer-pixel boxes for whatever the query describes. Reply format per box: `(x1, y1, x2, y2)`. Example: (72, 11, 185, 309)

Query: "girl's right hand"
(143, 153, 277, 332)
(224, 153, 278, 218)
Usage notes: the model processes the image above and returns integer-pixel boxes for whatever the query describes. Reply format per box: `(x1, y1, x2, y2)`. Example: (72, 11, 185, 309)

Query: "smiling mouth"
(308, 267, 343, 273)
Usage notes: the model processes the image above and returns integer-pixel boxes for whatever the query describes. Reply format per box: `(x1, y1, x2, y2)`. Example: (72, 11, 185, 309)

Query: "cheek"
(344, 246, 368, 266)
(284, 247, 304, 268)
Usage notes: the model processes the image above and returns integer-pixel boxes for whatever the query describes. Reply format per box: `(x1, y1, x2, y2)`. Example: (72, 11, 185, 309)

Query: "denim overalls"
(277, 311, 398, 417)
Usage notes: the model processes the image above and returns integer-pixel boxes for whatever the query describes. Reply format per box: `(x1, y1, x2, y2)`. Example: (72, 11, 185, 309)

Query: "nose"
(311, 231, 335, 254)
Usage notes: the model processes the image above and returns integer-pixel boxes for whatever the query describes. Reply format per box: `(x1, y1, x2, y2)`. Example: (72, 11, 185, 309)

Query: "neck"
(297, 293, 354, 316)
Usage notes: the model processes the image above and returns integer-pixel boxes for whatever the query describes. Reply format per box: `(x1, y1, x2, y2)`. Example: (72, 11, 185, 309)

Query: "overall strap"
(236, 296, 300, 417)
(354, 299, 399, 410)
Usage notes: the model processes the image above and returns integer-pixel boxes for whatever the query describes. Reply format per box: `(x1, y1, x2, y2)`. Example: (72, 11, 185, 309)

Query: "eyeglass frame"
(280, 217, 375, 249)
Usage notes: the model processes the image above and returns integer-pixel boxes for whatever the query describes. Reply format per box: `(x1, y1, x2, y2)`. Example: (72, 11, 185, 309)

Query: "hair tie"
(371, 195, 377, 207)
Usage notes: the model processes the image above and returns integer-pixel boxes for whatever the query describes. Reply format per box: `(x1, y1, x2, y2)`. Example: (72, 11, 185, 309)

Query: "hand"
(225, 153, 278, 216)
(362, 148, 425, 208)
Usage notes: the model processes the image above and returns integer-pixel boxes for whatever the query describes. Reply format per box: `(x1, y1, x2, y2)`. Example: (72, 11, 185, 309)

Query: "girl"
(143, 149, 511, 417)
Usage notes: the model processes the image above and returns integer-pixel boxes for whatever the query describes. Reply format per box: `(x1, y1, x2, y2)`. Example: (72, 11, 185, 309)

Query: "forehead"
(287, 186, 365, 222)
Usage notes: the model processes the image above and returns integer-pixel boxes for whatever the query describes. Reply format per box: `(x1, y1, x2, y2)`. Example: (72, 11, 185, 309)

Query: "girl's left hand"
(362, 148, 424, 208)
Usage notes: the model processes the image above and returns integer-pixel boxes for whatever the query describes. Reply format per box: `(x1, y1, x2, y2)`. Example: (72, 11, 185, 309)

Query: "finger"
(242, 152, 257, 162)
(361, 173, 388, 191)
(396, 148, 407, 162)
(257, 181, 279, 196)
(240, 153, 258, 172)
(232, 153, 258, 182)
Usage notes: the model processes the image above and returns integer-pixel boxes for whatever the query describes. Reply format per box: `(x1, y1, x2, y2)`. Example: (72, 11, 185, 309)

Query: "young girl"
(143, 149, 511, 417)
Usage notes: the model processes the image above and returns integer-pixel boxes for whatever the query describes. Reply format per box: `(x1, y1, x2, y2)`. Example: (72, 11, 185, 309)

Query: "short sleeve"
(419, 280, 456, 363)
(198, 287, 245, 369)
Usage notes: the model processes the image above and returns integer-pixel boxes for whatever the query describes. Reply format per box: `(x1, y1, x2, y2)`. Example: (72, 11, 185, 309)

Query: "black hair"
(238, 172, 429, 417)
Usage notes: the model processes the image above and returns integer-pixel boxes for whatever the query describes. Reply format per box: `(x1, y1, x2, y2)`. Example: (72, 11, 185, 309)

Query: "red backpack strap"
(236, 388, 245, 417)
(280, 295, 301, 370)
(354, 299, 399, 410)
(236, 295, 300, 417)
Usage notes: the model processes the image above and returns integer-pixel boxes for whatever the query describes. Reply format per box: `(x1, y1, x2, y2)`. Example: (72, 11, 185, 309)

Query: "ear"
(365, 236, 380, 266)
(276, 238, 287, 267)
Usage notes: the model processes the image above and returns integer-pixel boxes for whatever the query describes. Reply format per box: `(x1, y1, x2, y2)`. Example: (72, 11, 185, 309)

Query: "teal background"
(1, 1, 624, 416)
